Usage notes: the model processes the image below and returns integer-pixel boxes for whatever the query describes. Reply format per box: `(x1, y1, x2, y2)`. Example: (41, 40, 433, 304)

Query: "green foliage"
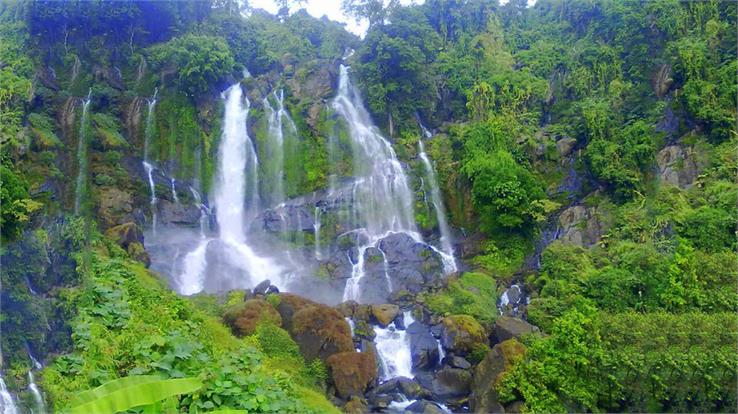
(0, 162, 42, 242)
(27, 113, 62, 148)
(69, 375, 203, 414)
(92, 113, 128, 149)
(500, 307, 738, 413)
(149, 34, 235, 96)
(422, 272, 498, 325)
(0, 19, 32, 146)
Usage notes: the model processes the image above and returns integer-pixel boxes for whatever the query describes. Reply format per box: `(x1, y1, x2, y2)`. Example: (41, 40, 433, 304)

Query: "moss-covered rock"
(343, 396, 369, 414)
(292, 303, 354, 362)
(470, 339, 526, 414)
(440, 315, 487, 356)
(96, 187, 134, 228)
(494, 316, 540, 343)
(326, 351, 377, 399)
(371, 304, 399, 327)
(223, 298, 282, 336)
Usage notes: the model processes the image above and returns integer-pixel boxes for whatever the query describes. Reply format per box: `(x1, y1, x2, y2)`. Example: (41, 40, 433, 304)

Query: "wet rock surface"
(470, 339, 526, 414)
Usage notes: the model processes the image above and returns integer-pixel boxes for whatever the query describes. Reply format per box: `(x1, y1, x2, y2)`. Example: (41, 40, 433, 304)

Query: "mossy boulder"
(371, 304, 399, 327)
(96, 187, 134, 229)
(291, 303, 354, 362)
(343, 396, 368, 414)
(326, 351, 378, 399)
(276, 293, 318, 332)
(470, 339, 526, 413)
(223, 298, 282, 336)
(440, 315, 487, 355)
(105, 222, 144, 248)
(494, 316, 540, 343)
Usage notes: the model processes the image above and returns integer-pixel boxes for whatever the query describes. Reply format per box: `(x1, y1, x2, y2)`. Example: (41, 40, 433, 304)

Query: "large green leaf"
(69, 376, 203, 414)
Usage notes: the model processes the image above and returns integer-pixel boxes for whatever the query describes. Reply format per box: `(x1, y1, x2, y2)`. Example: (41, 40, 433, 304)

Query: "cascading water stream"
(333, 65, 422, 302)
(190, 187, 208, 238)
(374, 311, 414, 380)
(416, 122, 457, 273)
(73, 89, 92, 215)
(143, 88, 158, 234)
(0, 378, 17, 414)
(26, 350, 45, 414)
(170, 178, 179, 203)
(143, 162, 157, 235)
(177, 83, 283, 295)
(262, 89, 296, 207)
(313, 207, 321, 259)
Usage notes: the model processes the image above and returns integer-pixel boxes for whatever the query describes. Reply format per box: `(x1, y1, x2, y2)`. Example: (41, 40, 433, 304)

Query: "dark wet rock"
(366, 393, 399, 410)
(408, 322, 440, 370)
(261, 204, 315, 233)
(494, 316, 540, 343)
(37, 66, 60, 91)
(252, 279, 271, 296)
(326, 351, 378, 399)
(158, 199, 201, 226)
(398, 377, 433, 400)
(358, 232, 445, 303)
(374, 378, 401, 394)
(417, 368, 472, 400)
(440, 315, 486, 356)
(371, 304, 399, 327)
(407, 400, 447, 414)
(265, 284, 279, 294)
(470, 339, 526, 414)
(449, 356, 472, 370)
(353, 305, 372, 323)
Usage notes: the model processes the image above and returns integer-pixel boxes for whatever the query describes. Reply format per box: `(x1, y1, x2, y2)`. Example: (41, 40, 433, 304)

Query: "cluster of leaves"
(499, 305, 737, 413)
(421, 272, 498, 325)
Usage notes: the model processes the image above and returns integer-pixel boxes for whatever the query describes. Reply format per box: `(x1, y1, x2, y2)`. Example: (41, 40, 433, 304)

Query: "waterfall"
(416, 122, 457, 273)
(177, 83, 283, 295)
(333, 65, 421, 302)
(373, 311, 414, 380)
(143, 88, 158, 234)
(73, 89, 92, 215)
(0, 378, 17, 414)
(190, 187, 208, 238)
(143, 162, 157, 235)
(170, 178, 179, 203)
(313, 207, 321, 259)
(27, 349, 45, 414)
(262, 89, 296, 207)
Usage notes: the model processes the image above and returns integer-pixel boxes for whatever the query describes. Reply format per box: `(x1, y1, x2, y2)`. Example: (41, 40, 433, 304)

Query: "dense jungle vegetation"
(0, 0, 736, 413)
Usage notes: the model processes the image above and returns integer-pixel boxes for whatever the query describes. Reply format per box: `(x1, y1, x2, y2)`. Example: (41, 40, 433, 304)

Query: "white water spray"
(0, 378, 17, 414)
(373, 311, 414, 380)
(143, 162, 157, 235)
(143, 88, 158, 233)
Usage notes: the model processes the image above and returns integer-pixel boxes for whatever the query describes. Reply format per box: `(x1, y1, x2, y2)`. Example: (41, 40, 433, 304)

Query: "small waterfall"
(135, 56, 147, 86)
(0, 378, 17, 414)
(313, 207, 321, 259)
(262, 89, 296, 207)
(170, 178, 179, 203)
(333, 65, 421, 302)
(26, 349, 45, 414)
(177, 83, 283, 295)
(190, 187, 208, 238)
(416, 121, 457, 273)
(143, 88, 159, 234)
(143, 162, 157, 235)
(73, 89, 92, 215)
(373, 311, 414, 380)
(69, 55, 81, 84)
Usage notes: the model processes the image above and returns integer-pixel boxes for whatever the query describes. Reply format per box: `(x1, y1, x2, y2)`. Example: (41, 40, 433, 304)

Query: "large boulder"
(470, 339, 526, 414)
(343, 396, 368, 414)
(291, 303, 354, 362)
(407, 322, 441, 370)
(223, 299, 281, 336)
(416, 368, 472, 400)
(558, 204, 607, 247)
(371, 304, 399, 327)
(440, 315, 486, 356)
(158, 199, 201, 225)
(276, 293, 317, 332)
(105, 222, 144, 248)
(656, 145, 700, 188)
(326, 351, 378, 399)
(494, 316, 540, 343)
(357, 233, 445, 303)
(556, 136, 577, 157)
